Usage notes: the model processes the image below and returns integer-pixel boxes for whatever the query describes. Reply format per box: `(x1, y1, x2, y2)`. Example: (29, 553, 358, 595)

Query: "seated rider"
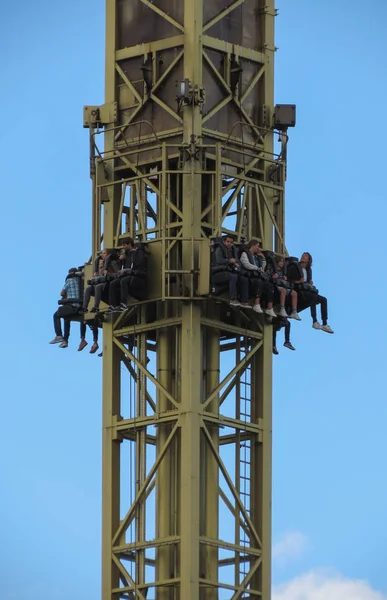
(82, 248, 120, 313)
(299, 252, 334, 334)
(239, 240, 276, 317)
(273, 256, 301, 320)
(212, 234, 250, 308)
(107, 237, 147, 313)
(49, 268, 82, 347)
(272, 317, 296, 354)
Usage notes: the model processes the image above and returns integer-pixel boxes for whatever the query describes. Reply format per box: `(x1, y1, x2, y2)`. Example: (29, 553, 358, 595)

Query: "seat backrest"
(132, 243, 148, 273)
(105, 252, 120, 273)
(263, 250, 277, 275)
(285, 258, 303, 282)
(210, 237, 227, 268)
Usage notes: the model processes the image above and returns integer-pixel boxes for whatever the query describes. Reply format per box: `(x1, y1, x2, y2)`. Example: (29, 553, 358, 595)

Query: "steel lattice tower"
(84, 1, 290, 598)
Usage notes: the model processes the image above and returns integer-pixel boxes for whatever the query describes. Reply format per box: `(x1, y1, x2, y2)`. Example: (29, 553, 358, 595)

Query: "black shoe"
(272, 346, 279, 355)
(106, 305, 116, 314)
(284, 341, 296, 351)
(90, 306, 99, 313)
(80, 307, 88, 313)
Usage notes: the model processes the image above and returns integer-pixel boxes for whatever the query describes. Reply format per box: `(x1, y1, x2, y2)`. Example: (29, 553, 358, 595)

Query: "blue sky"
(0, 1, 386, 599)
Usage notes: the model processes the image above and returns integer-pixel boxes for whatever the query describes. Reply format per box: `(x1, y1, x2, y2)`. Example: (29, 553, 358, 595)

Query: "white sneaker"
(230, 299, 241, 307)
(290, 311, 301, 321)
(253, 304, 264, 314)
(279, 308, 288, 318)
(312, 321, 322, 330)
(265, 308, 277, 318)
(59, 341, 68, 348)
(49, 336, 64, 344)
(321, 324, 334, 334)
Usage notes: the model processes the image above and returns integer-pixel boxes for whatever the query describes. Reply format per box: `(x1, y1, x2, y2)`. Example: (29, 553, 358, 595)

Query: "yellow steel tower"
(84, 1, 293, 598)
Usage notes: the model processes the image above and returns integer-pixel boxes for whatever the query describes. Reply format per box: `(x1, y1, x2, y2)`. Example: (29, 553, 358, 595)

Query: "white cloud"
(273, 569, 387, 600)
(273, 530, 308, 562)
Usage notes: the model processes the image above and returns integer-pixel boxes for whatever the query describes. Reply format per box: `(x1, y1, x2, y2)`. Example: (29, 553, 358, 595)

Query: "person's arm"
(240, 252, 258, 271)
(61, 279, 71, 297)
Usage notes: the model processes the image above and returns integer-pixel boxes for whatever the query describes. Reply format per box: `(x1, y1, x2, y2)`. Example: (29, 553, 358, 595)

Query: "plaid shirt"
(63, 277, 81, 303)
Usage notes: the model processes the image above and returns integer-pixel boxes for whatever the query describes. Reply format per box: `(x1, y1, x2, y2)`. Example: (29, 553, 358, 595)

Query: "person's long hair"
(302, 252, 313, 269)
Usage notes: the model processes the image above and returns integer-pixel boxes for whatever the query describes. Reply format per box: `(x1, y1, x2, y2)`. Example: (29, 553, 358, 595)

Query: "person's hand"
(309, 279, 314, 285)
(229, 258, 237, 264)
(60, 289, 66, 297)
(272, 273, 278, 279)
(284, 275, 287, 280)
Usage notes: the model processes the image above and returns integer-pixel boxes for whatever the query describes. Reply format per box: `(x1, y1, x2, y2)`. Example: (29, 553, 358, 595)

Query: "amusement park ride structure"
(83, 1, 296, 598)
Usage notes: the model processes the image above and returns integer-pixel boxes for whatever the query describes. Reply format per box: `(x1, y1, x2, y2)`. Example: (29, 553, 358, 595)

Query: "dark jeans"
(302, 292, 328, 323)
(83, 285, 95, 309)
(121, 275, 146, 303)
(229, 273, 249, 303)
(109, 278, 122, 306)
(273, 320, 290, 346)
(110, 275, 146, 306)
(53, 305, 80, 338)
(84, 283, 107, 309)
(80, 322, 99, 342)
(249, 277, 274, 303)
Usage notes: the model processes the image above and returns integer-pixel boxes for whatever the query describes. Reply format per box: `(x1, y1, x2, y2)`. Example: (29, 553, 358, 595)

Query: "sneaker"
(80, 307, 88, 313)
(49, 336, 64, 344)
(312, 321, 322, 330)
(90, 306, 99, 313)
(116, 303, 128, 313)
(284, 341, 296, 351)
(265, 308, 277, 318)
(90, 342, 99, 354)
(78, 339, 88, 352)
(240, 302, 253, 309)
(290, 311, 301, 321)
(98, 352, 103, 357)
(272, 346, 279, 355)
(253, 303, 264, 314)
(230, 299, 241, 307)
(321, 324, 334, 334)
(279, 308, 288, 318)
(59, 341, 68, 349)
(106, 305, 116, 314)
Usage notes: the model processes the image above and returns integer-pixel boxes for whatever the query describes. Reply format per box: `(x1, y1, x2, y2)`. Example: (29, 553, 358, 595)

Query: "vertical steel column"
(251, 2, 276, 597)
(102, 332, 122, 599)
(179, 304, 202, 600)
(101, 2, 121, 599)
(204, 328, 220, 599)
(179, 3, 203, 597)
(157, 323, 173, 600)
(136, 308, 147, 587)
